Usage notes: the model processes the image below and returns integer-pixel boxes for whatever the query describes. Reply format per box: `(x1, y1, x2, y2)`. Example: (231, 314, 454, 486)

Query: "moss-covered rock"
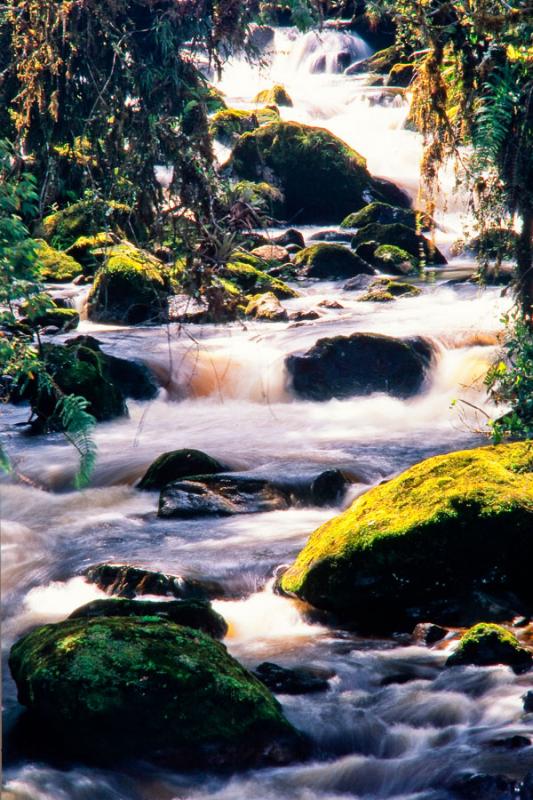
(358, 277, 421, 302)
(254, 85, 293, 106)
(387, 63, 414, 87)
(345, 45, 401, 76)
(280, 443, 533, 629)
(371, 244, 418, 275)
(22, 305, 80, 331)
(224, 260, 297, 299)
(293, 243, 375, 280)
(36, 240, 83, 283)
(245, 292, 289, 321)
(65, 232, 118, 273)
(39, 199, 131, 249)
(351, 223, 446, 265)
(87, 243, 170, 324)
(9, 617, 302, 767)
(229, 121, 400, 223)
(210, 107, 279, 143)
(446, 623, 532, 672)
(341, 202, 422, 230)
(138, 448, 228, 491)
(69, 598, 228, 640)
(232, 180, 284, 212)
(286, 332, 432, 402)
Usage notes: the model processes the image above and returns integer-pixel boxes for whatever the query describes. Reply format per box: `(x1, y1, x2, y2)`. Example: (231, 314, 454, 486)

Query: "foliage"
(486, 313, 533, 442)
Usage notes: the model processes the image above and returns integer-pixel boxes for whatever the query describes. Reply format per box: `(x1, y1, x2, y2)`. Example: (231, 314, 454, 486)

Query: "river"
(2, 26, 531, 800)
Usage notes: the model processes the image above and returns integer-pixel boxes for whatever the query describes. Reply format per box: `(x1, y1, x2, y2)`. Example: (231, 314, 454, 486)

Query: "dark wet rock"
(412, 622, 448, 646)
(358, 277, 421, 302)
(66, 335, 158, 401)
(289, 309, 321, 322)
(387, 63, 414, 87)
(351, 223, 446, 265)
(245, 292, 289, 321)
(21, 305, 80, 332)
(524, 691, 533, 713)
(254, 662, 331, 694)
(345, 45, 400, 76)
(451, 773, 517, 800)
(371, 244, 418, 276)
(521, 773, 533, 800)
(447, 623, 532, 673)
(341, 202, 424, 230)
(69, 598, 228, 639)
(342, 274, 375, 291)
(167, 293, 211, 323)
(513, 616, 530, 627)
(84, 563, 224, 600)
(286, 332, 433, 401)
(158, 469, 350, 519)
(9, 617, 304, 768)
(293, 244, 375, 280)
(308, 230, 354, 243)
(280, 443, 533, 631)
(380, 672, 419, 686)
(272, 228, 306, 249)
(488, 735, 531, 750)
(247, 24, 275, 51)
(229, 120, 407, 223)
(159, 475, 291, 518)
(138, 449, 228, 491)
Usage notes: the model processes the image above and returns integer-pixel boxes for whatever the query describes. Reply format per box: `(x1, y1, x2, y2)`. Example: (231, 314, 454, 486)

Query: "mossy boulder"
(65, 232, 118, 273)
(280, 443, 533, 629)
(9, 617, 302, 767)
(87, 243, 170, 324)
(232, 180, 284, 212)
(358, 277, 421, 302)
(224, 260, 297, 299)
(446, 624, 532, 672)
(341, 202, 423, 230)
(210, 107, 279, 144)
(36, 240, 83, 283)
(387, 63, 414, 87)
(229, 121, 402, 223)
(39, 199, 130, 249)
(371, 244, 418, 275)
(22, 304, 80, 332)
(286, 332, 433, 401)
(351, 223, 447, 265)
(254, 85, 293, 106)
(69, 598, 228, 640)
(245, 292, 289, 321)
(293, 243, 375, 280)
(138, 448, 228, 491)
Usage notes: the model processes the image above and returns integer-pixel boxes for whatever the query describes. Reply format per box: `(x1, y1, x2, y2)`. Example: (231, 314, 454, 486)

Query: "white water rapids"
(2, 26, 531, 800)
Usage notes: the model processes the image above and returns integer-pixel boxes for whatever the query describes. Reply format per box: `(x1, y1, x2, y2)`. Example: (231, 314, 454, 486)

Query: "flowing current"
(2, 27, 531, 800)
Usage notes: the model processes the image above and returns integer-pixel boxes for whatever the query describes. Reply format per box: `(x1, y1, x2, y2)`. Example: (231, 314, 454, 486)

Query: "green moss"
(293, 243, 373, 280)
(210, 107, 279, 143)
(229, 121, 372, 223)
(9, 617, 298, 764)
(373, 244, 418, 272)
(254, 85, 293, 106)
(447, 623, 532, 670)
(40, 199, 130, 249)
(225, 260, 297, 299)
(341, 202, 419, 230)
(387, 63, 414, 87)
(232, 181, 284, 211)
(23, 306, 80, 331)
(280, 443, 533, 627)
(351, 224, 446, 266)
(358, 277, 421, 301)
(88, 243, 170, 324)
(36, 240, 83, 282)
(65, 232, 117, 273)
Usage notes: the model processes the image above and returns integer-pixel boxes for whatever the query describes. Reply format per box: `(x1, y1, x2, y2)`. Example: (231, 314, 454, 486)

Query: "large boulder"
(357, 277, 421, 302)
(286, 332, 433, 401)
(446, 624, 532, 672)
(293, 244, 375, 280)
(229, 121, 407, 223)
(351, 223, 447, 265)
(69, 597, 228, 640)
(138, 448, 227, 491)
(210, 106, 279, 144)
(9, 617, 302, 767)
(87, 243, 171, 324)
(279, 443, 533, 629)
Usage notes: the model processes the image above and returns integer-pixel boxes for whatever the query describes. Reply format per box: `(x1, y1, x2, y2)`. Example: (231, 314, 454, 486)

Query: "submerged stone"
(254, 662, 331, 694)
(446, 623, 532, 672)
(84, 563, 224, 600)
(138, 448, 228, 491)
(9, 617, 303, 767)
(279, 443, 533, 629)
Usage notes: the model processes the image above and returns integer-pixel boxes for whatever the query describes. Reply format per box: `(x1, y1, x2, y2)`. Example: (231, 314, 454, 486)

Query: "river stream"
(2, 26, 531, 800)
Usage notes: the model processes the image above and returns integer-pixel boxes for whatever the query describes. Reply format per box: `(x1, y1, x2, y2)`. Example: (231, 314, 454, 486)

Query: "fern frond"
(57, 394, 97, 488)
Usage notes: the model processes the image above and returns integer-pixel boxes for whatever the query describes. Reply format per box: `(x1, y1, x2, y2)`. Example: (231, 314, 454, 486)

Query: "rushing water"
(2, 26, 532, 800)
